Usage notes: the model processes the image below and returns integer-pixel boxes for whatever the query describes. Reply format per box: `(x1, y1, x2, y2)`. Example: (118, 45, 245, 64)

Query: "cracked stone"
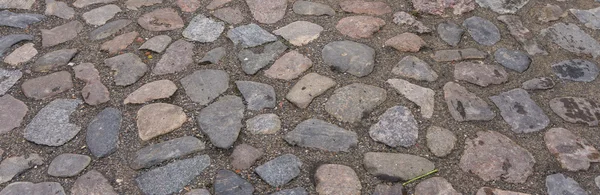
(431, 48, 486, 62)
(73, 63, 110, 105)
(238, 41, 287, 75)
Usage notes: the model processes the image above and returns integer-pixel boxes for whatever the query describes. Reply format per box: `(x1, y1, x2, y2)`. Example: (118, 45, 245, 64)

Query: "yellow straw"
(402, 169, 438, 186)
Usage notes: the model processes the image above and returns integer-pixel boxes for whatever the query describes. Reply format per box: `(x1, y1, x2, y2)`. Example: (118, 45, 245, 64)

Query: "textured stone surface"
(285, 119, 358, 152)
(246, 114, 280, 135)
(415, 177, 461, 195)
(22, 71, 73, 100)
(364, 152, 435, 181)
(549, 97, 600, 126)
(292, 1, 335, 16)
(185, 189, 210, 195)
(426, 126, 456, 157)
(0, 182, 64, 195)
(392, 56, 438, 82)
(490, 88, 549, 133)
(551, 59, 599, 82)
(82, 4, 121, 25)
(73, 63, 110, 105)
(388, 79, 435, 118)
(199, 47, 226, 65)
(476, 187, 530, 195)
(463, 16, 500, 46)
(336, 16, 385, 39)
(198, 96, 244, 149)
(86, 108, 121, 158)
(541, 23, 600, 58)
(100, 31, 138, 54)
(136, 103, 187, 141)
(153, 39, 194, 75)
(570, 7, 600, 30)
(89, 19, 132, 40)
(437, 21, 464, 46)
(41, 21, 83, 47)
(238, 41, 288, 75)
(0, 95, 27, 135)
(265, 50, 312, 80)
(443, 82, 495, 121)
(4, 43, 37, 66)
(412, 0, 475, 15)
(135, 155, 210, 195)
(545, 173, 588, 195)
(432, 48, 486, 62)
(73, 0, 116, 8)
(24, 99, 82, 146)
(227, 23, 277, 48)
(271, 187, 308, 195)
(494, 48, 531, 73)
(236, 81, 276, 111)
(0, 154, 43, 184)
(47, 154, 91, 177)
(0, 10, 44, 28)
(385, 33, 425, 52)
(315, 164, 361, 195)
(183, 15, 224, 43)
(139, 35, 171, 53)
(497, 15, 547, 56)
(369, 106, 418, 148)
(392, 11, 431, 33)
(273, 21, 323, 46)
(0, 34, 33, 57)
(538, 4, 563, 23)
(286, 73, 336, 109)
(104, 53, 148, 86)
(207, 0, 231, 10)
(522, 77, 555, 90)
(475, 0, 529, 14)
(212, 7, 244, 24)
(125, 0, 162, 10)
(325, 83, 386, 123)
(131, 136, 205, 169)
(177, 0, 201, 12)
(124, 80, 177, 104)
(545, 128, 600, 171)
(0, 0, 35, 9)
(454, 61, 508, 87)
(255, 154, 302, 187)
(181, 69, 229, 105)
(372, 184, 403, 195)
(214, 170, 254, 195)
(137, 8, 184, 31)
(0, 69, 22, 95)
(71, 170, 117, 195)
(231, 144, 263, 169)
(322, 41, 375, 77)
(245, 0, 287, 24)
(32, 48, 78, 72)
(340, 0, 391, 15)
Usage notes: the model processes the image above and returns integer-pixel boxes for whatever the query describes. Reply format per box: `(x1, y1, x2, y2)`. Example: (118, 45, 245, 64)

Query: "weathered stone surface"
(286, 73, 336, 109)
(32, 48, 78, 72)
(177, 0, 200, 12)
(522, 77, 554, 90)
(340, 0, 391, 15)
(236, 81, 276, 110)
(214, 170, 254, 195)
(545, 128, 600, 171)
(292, 1, 335, 16)
(463, 16, 500, 46)
(490, 88, 549, 133)
(228, 23, 277, 48)
(101, 31, 138, 54)
(186, 189, 211, 195)
(271, 187, 308, 195)
(0, 95, 27, 135)
(73, 0, 116, 8)
(437, 21, 463, 46)
(415, 177, 461, 195)
(131, 136, 205, 169)
(212, 7, 244, 24)
(136, 155, 210, 195)
(199, 47, 226, 65)
(0, 10, 44, 28)
(476, 0, 529, 14)
(552, 59, 599, 82)
(207, 0, 231, 10)
(82, 4, 121, 25)
(0, 0, 35, 9)
(388, 79, 435, 118)
(372, 184, 403, 195)
(255, 154, 302, 187)
(183, 15, 224, 43)
(47, 154, 90, 177)
(273, 21, 323, 46)
(476, 187, 530, 195)
(545, 173, 588, 195)
(181, 69, 229, 105)
(426, 126, 456, 157)
(137, 103, 186, 141)
(137, 8, 184, 31)
(411, 0, 475, 15)
(75, 62, 103, 84)
(385, 33, 425, 52)
(369, 106, 418, 148)
(73, 63, 110, 105)
(315, 164, 361, 195)
(71, 170, 117, 195)
(24, 99, 82, 146)
(570, 7, 600, 30)
(541, 23, 600, 58)
(238, 41, 287, 75)
(497, 15, 547, 56)
(325, 83, 386, 123)
(86, 108, 121, 158)
(460, 131, 535, 183)
(104, 53, 148, 86)
(538, 4, 563, 23)
(89, 19, 132, 40)
(231, 144, 263, 169)
(0, 69, 22, 95)
(549, 97, 600, 126)
(4, 43, 37, 66)
(21, 71, 73, 100)
(41, 21, 83, 47)
(198, 96, 244, 149)
(285, 119, 358, 152)
(393, 11, 431, 33)
(431, 48, 486, 62)
(454, 61, 508, 87)
(0, 34, 33, 57)
(153, 39, 194, 75)
(443, 82, 495, 121)
(246, 0, 287, 24)
(364, 152, 435, 181)
(0, 182, 64, 195)
(494, 48, 531, 73)
(392, 56, 438, 82)
(322, 41, 375, 77)
(125, 0, 161, 10)
(336, 16, 385, 39)
(265, 50, 312, 80)
(125, 80, 177, 104)
(139, 35, 171, 53)
(0, 154, 43, 184)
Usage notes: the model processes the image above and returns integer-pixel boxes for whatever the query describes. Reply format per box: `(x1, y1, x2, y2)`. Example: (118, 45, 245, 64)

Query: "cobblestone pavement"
(1, 0, 600, 194)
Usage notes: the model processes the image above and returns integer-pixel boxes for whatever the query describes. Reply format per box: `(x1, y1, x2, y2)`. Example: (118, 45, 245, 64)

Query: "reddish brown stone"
(245, 0, 287, 24)
(336, 16, 385, 39)
(340, 0, 391, 15)
(264, 50, 312, 80)
(176, 0, 201, 12)
(101, 31, 138, 54)
(22, 71, 73, 100)
(384, 33, 425, 52)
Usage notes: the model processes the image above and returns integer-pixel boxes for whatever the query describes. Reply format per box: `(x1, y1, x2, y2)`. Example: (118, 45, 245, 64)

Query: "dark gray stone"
(454, 61, 508, 87)
(463, 16, 500, 46)
(552, 59, 599, 82)
(541, 23, 600, 58)
(497, 15, 547, 56)
(153, 39, 194, 75)
(545, 128, 600, 171)
(214, 170, 254, 195)
(131, 136, 205, 170)
(364, 152, 435, 181)
(285, 119, 358, 152)
(369, 106, 418, 148)
(255, 154, 302, 187)
(443, 82, 495, 121)
(183, 15, 224, 43)
(475, 0, 529, 14)
(270, 187, 308, 195)
(522, 77, 555, 90)
(0, 69, 22, 95)
(0, 154, 44, 184)
(136, 155, 210, 195)
(104, 53, 148, 86)
(24, 99, 82, 146)
(549, 97, 600, 126)
(494, 48, 531, 73)
(0, 182, 65, 195)
(47, 153, 91, 177)
(227, 23, 277, 48)
(197, 96, 244, 149)
(0, 34, 33, 57)
(324, 83, 386, 123)
(0, 10, 44, 28)
(570, 7, 600, 30)
(41, 21, 83, 47)
(231, 144, 263, 169)
(235, 81, 276, 110)
(181, 69, 229, 105)
(86, 108, 122, 158)
(139, 35, 171, 53)
(392, 56, 438, 82)
(199, 47, 226, 65)
(31, 48, 78, 72)
(490, 88, 549, 133)
(71, 170, 117, 195)
(546, 173, 588, 195)
(437, 22, 463, 46)
(89, 19, 132, 40)
(238, 41, 287, 75)
(322, 41, 375, 77)
(292, 1, 335, 16)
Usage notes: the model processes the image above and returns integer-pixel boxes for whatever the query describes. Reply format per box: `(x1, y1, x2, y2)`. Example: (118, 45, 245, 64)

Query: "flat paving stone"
(549, 97, 600, 126)
(315, 164, 361, 195)
(255, 154, 302, 187)
(545, 173, 588, 195)
(463, 16, 500, 46)
(206, 0, 231, 10)
(86, 107, 121, 158)
(197, 96, 244, 149)
(265, 50, 312, 80)
(476, 187, 530, 195)
(443, 82, 495, 121)
(431, 48, 486, 62)
(497, 15, 547, 55)
(494, 48, 531, 73)
(4, 43, 37, 66)
(545, 127, 600, 171)
(177, 0, 201, 12)
(324, 83, 386, 123)
(292, 1, 335, 16)
(0, 154, 43, 184)
(21, 71, 73, 100)
(212, 7, 244, 24)
(231, 144, 263, 169)
(336, 16, 385, 39)
(73, 63, 110, 105)
(392, 56, 438, 82)
(245, 0, 287, 24)
(372, 184, 403, 195)
(125, 0, 162, 10)
(89, 19, 132, 40)
(31, 48, 78, 72)
(131, 136, 205, 169)
(322, 41, 375, 77)
(393, 11, 431, 33)
(124, 80, 177, 104)
(82, 4, 121, 25)
(271, 187, 308, 195)
(24, 99, 82, 146)
(454, 61, 508, 87)
(426, 126, 456, 157)
(214, 169, 254, 195)
(411, 0, 475, 15)
(227, 23, 277, 48)
(490, 88, 549, 133)
(235, 81, 276, 110)
(538, 4, 563, 23)
(137, 103, 187, 141)
(238, 41, 288, 75)
(0, 95, 27, 135)
(522, 77, 555, 90)
(285, 73, 336, 109)
(153, 39, 194, 75)
(71, 170, 117, 195)
(415, 177, 461, 195)
(541, 23, 600, 58)
(476, 0, 529, 14)
(45, 0, 74, 19)
(363, 152, 435, 181)
(551, 59, 599, 82)
(460, 131, 535, 183)
(437, 21, 463, 46)
(285, 119, 358, 152)
(0, 69, 22, 95)
(385, 33, 425, 52)
(388, 79, 435, 118)
(273, 21, 323, 46)
(47, 153, 91, 177)
(100, 31, 138, 54)
(41, 21, 83, 48)
(182, 15, 224, 43)
(104, 53, 148, 86)
(181, 69, 229, 105)
(135, 155, 210, 195)
(186, 189, 210, 195)
(0, 34, 33, 57)
(0, 0, 35, 9)
(570, 7, 600, 30)
(199, 47, 226, 65)
(137, 8, 184, 31)
(139, 35, 172, 53)
(0, 10, 44, 28)
(369, 105, 419, 148)
(0, 182, 64, 195)
(340, 0, 390, 15)
(73, 0, 116, 8)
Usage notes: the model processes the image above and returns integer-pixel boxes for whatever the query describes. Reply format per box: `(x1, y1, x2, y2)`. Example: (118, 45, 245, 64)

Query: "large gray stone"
(86, 108, 121, 158)
(363, 152, 435, 181)
(139, 35, 171, 53)
(214, 170, 254, 195)
(0, 154, 44, 184)
(463, 16, 500, 46)
(541, 23, 600, 58)
(197, 96, 244, 149)
(322, 41, 375, 77)
(136, 155, 210, 195)
(545, 173, 588, 195)
(24, 99, 82, 146)
(71, 170, 117, 195)
(285, 119, 358, 152)
(490, 88, 549, 133)
(255, 154, 302, 187)
(31, 48, 78, 72)
(570, 7, 600, 30)
(551, 59, 599, 82)
(0, 69, 22, 95)
(47, 153, 91, 177)
(82, 4, 121, 25)
(437, 22, 463, 46)
(443, 82, 495, 121)
(89, 19, 132, 40)
(238, 41, 287, 75)
(41, 21, 83, 47)
(153, 39, 194, 75)
(45, 0, 74, 20)
(0, 95, 27, 135)
(494, 48, 531, 73)
(454, 61, 508, 87)
(181, 69, 229, 105)
(392, 56, 438, 82)
(227, 23, 277, 48)
(0, 182, 64, 195)
(104, 53, 148, 86)
(131, 136, 205, 170)
(369, 106, 419, 148)
(324, 83, 386, 123)
(0, 34, 33, 57)
(246, 114, 281, 135)
(235, 81, 276, 111)
(183, 15, 224, 43)
(0, 10, 44, 28)
(199, 47, 226, 65)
